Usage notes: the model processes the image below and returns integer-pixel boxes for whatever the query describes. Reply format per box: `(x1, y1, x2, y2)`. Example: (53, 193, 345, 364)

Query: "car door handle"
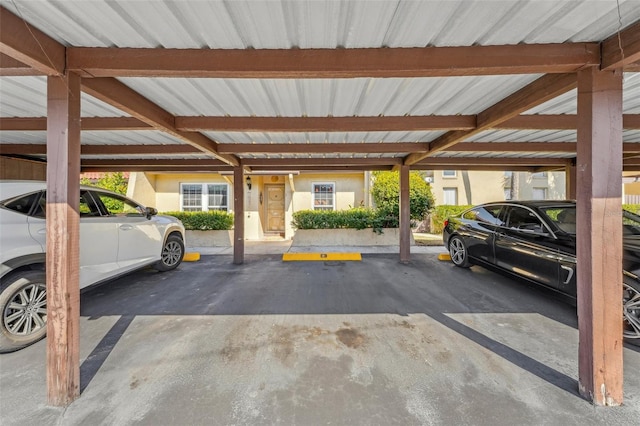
(560, 265, 574, 285)
(37, 228, 46, 235)
(119, 224, 134, 231)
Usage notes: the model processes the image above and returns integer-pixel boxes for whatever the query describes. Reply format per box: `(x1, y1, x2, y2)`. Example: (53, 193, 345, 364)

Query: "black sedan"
(443, 200, 640, 344)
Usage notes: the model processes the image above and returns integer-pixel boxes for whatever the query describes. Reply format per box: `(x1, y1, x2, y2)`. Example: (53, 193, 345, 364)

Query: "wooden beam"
(576, 67, 623, 406)
(67, 43, 600, 78)
(0, 53, 42, 76)
(415, 157, 569, 167)
(3, 114, 639, 132)
(497, 114, 640, 130)
(81, 159, 225, 167)
(0, 144, 200, 155)
(46, 72, 81, 406)
(405, 73, 578, 165)
(176, 116, 476, 132)
(218, 143, 429, 154)
(253, 165, 395, 172)
(601, 19, 640, 70)
(242, 157, 403, 167)
(82, 165, 234, 173)
(80, 78, 238, 166)
(412, 164, 536, 172)
(0, 6, 65, 75)
(0, 117, 152, 131)
(447, 142, 576, 153)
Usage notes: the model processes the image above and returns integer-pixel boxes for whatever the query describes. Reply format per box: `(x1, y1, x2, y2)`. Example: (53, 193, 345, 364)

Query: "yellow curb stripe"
(438, 253, 451, 261)
(283, 252, 362, 262)
(183, 252, 201, 262)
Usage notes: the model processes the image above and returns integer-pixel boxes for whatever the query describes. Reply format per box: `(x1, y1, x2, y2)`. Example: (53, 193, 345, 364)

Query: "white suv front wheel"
(0, 270, 47, 353)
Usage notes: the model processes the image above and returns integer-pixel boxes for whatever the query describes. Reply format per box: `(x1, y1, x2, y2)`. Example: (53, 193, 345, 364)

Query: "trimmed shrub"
(430, 205, 473, 234)
(162, 211, 234, 231)
(292, 208, 397, 233)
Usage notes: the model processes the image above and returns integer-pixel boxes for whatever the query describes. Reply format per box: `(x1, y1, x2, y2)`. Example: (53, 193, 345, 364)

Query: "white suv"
(0, 180, 186, 352)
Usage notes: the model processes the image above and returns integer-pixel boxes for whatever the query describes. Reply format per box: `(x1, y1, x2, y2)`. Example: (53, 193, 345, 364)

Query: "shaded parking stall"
(2, 253, 640, 425)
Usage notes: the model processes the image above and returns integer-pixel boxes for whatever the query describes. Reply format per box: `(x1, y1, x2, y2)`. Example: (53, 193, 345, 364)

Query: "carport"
(0, 0, 639, 407)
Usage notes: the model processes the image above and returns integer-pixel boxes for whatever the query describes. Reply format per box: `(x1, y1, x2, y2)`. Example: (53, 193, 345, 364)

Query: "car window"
(1, 191, 41, 216)
(463, 206, 504, 225)
(544, 206, 576, 234)
(29, 190, 102, 218)
(94, 192, 145, 216)
(506, 206, 546, 233)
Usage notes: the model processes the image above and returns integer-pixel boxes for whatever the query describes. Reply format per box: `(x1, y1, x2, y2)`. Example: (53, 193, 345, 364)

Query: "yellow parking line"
(283, 252, 362, 262)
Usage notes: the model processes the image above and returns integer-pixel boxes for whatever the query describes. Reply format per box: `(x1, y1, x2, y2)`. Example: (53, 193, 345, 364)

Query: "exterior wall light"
(246, 175, 252, 191)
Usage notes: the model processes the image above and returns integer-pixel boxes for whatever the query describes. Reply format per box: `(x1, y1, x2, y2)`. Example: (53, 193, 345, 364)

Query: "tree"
(80, 172, 128, 195)
(370, 171, 435, 222)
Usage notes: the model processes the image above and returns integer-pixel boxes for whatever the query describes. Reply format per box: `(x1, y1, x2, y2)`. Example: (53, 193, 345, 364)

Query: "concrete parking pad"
(1, 252, 639, 425)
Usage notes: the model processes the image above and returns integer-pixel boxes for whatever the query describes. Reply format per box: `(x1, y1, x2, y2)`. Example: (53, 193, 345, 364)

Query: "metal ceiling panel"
(466, 129, 578, 143)
(0, 77, 131, 117)
(0, 130, 187, 145)
(205, 131, 444, 144)
(2, 1, 640, 48)
(120, 75, 540, 117)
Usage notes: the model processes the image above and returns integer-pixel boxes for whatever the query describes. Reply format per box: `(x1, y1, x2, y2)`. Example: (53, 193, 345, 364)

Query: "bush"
(370, 171, 435, 222)
(430, 205, 472, 234)
(292, 208, 397, 233)
(162, 211, 234, 231)
(623, 204, 640, 215)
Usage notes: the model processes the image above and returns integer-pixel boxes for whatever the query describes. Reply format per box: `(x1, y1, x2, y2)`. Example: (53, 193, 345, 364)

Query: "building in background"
(428, 170, 567, 206)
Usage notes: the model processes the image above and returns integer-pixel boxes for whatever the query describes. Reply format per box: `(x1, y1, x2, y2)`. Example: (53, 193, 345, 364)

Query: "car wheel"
(154, 234, 184, 272)
(449, 236, 471, 268)
(623, 279, 640, 346)
(0, 270, 47, 353)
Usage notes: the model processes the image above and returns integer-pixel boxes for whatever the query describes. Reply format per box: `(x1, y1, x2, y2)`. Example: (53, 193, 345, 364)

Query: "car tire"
(154, 234, 184, 272)
(623, 278, 640, 346)
(0, 270, 47, 353)
(449, 236, 471, 268)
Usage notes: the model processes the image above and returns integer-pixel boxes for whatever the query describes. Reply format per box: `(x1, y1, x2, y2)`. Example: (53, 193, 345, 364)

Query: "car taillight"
(444, 219, 449, 228)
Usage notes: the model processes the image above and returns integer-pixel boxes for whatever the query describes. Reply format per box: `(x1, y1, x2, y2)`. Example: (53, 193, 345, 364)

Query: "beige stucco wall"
(431, 170, 506, 205)
(516, 172, 566, 200)
(290, 172, 366, 212)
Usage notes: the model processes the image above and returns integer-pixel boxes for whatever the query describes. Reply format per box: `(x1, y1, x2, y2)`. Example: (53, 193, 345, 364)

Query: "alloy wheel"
(3, 283, 47, 336)
(162, 240, 183, 267)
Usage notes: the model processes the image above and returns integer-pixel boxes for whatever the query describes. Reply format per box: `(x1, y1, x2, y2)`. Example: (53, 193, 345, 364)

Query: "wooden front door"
(265, 184, 285, 233)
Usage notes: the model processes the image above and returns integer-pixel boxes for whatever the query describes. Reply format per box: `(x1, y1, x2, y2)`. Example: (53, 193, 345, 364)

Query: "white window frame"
(442, 187, 458, 205)
(180, 183, 229, 212)
(312, 182, 336, 211)
(442, 170, 457, 178)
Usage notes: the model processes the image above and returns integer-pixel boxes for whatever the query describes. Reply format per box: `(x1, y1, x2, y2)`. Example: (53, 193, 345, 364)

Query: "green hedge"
(292, 208, 398, 232)
(430, 205, 473, 234)
(162, 211, 234, 231)
(623, 204, 640, 215)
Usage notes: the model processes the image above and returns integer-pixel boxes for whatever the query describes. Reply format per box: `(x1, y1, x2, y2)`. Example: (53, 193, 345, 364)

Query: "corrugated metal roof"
(119, 75, 541, 117)
(1, 0, 639, 171)
(0, 77, 129, 117)
(3, 0, 640, 48)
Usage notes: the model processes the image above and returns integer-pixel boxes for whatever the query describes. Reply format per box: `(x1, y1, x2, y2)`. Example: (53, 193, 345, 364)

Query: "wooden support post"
(399, 165, 411, 263)
(576, 67, 623, 405)
(233, 167, 245, 264)
(46, 72, 81, 406)
(566, 161, 577, 200)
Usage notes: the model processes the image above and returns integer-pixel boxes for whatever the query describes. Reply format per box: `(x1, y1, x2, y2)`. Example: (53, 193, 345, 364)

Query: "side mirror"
(145, 207, 158, 219)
